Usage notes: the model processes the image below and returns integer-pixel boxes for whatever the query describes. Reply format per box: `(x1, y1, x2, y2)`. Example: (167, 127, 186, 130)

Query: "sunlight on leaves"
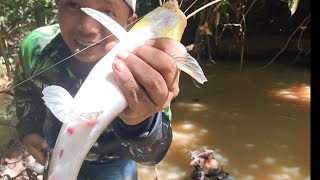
(199, 22, 213, 35)
(288, 0, 300, 16)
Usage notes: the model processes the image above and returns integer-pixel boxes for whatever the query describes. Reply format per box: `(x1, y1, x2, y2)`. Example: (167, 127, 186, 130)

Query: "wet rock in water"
(192, 98, 200, 102)
(189, 147, 232, 180)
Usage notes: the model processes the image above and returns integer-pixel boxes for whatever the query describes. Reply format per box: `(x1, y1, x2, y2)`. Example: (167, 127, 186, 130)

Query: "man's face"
(56, 0, 136, 63)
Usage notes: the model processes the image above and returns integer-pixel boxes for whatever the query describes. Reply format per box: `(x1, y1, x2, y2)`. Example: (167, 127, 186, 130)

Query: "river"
(138, 58, 310, 180)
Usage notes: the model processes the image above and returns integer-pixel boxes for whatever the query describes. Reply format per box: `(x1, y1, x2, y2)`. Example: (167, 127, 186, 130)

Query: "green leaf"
(288, 0, 300, 16)
(0, 16, 7, 22)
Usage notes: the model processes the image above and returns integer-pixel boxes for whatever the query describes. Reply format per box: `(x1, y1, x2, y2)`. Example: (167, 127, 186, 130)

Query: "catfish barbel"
(42, 0, 218, 179)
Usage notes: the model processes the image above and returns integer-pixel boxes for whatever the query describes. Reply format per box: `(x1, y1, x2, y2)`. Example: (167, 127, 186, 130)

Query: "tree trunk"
(0, 31, 13, 80)
(34, 3, 46, 27)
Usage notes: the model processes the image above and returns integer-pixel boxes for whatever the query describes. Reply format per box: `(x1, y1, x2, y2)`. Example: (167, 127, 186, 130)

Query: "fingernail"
(117, 50, 129, 60)
(113, 59, 125, 72)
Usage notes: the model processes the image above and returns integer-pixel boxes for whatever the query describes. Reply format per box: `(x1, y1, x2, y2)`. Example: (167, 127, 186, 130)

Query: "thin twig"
(293, 19, 309, 62)
(239, 13, 246, 72)
(2, 138, 20, 158)
(179, 0, 184, 8)
(239, 0, 257, 24)
(154, 166, 159, 180)
(186, 0, 222, 19)
(257, 14, 310, 70)
(0, 122, 15, 128)
(184, 0, 198, 14)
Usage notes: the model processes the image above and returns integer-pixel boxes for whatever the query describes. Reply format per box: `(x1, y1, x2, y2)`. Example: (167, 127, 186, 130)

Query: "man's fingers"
(132, 45, 180, 109)
(28, 146, 46, 165)
(41, 142, 48, 150)
(145, 38, 187, 58)
(120, 52, 169, 107)
(112, 58, 161, 121)
(133, 45, 180, 92)
(111, 38, 184, 124)
(105, 41, 118, 52)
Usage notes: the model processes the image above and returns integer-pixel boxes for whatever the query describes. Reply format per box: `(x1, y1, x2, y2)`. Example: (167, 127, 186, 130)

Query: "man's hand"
(111, 38, 184, 125)
(22, 133, 48, 165)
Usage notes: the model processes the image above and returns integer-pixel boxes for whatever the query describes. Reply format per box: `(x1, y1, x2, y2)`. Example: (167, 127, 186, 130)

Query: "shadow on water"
(138, 58, 310, 180)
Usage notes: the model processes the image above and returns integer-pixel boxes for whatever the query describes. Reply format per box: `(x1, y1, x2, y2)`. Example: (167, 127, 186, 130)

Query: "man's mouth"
(75, 40, 100, 52)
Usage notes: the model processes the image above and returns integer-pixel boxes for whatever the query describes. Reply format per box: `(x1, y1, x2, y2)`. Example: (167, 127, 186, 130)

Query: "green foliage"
(288, 0, 300, 15)
(0, 0, 57, 58)
(0, 0, 56, 27)
(0, 0, 57, 80)
(136, 0, 160, 17)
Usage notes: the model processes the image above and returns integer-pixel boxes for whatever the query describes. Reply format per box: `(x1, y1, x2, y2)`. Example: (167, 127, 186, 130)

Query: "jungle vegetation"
(0, 0, 309, 82)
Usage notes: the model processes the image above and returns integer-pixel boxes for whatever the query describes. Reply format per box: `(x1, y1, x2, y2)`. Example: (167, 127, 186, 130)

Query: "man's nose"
(76, 14, 100, 36)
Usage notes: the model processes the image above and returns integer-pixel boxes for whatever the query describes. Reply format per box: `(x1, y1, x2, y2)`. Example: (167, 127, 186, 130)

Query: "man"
(14, 0, 183, 179)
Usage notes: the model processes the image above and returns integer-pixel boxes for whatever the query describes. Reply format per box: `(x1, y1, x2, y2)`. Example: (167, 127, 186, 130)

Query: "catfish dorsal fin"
(42, 85, 76, 123)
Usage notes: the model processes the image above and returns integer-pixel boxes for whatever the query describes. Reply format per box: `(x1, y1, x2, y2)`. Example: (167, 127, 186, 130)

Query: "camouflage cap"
(125, 0, 136, 12)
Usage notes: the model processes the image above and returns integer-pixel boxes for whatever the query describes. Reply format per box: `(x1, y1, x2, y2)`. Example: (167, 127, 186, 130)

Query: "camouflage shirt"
(13, 24, 172, 165)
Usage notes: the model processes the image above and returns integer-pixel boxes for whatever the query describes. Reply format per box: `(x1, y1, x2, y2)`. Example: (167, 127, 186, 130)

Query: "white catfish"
(42, 1, 208, 179)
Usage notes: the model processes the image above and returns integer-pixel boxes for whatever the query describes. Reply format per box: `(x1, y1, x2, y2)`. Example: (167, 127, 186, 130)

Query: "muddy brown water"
(138, 59, 310, 180)
(0, 59, 310, 180)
